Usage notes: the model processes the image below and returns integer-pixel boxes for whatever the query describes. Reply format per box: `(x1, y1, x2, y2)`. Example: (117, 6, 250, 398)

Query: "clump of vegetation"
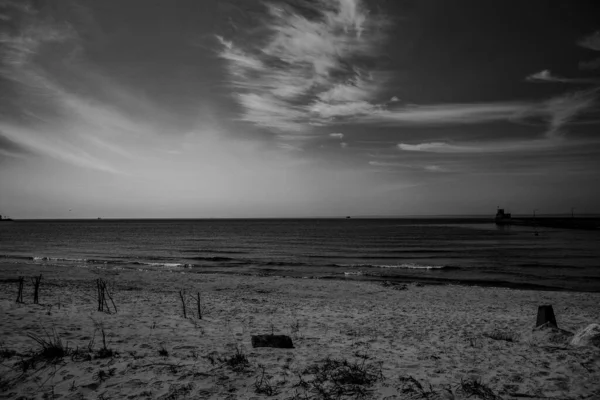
(398, 376, 438, 399)
(254, 366, 278, 396)
(457, 378, 501, 400)
(294, 357, 383, 399)
(27, 329, 70, 363)
(95, 328, 117, 359)
(218, 345, 250, 372)
(93, 367, 116, 383)
(72, 328, 117, 361)
(158, 343, 169, 358)
(483, 329, 519, 343)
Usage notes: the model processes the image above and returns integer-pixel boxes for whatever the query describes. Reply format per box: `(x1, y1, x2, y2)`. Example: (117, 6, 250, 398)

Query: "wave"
(21, 256, 195, 269)
(263, 260, 309, 267)
(307, 254, 465, 260)
(131, 261, 193, 268)
(181, 249, 249, 255)
(335, 263, 455, 270)
(186, 256, 240, 262)
(32, 256, 87, 262)
(87, 259, 122, 264)
(344, 271, 363, 276)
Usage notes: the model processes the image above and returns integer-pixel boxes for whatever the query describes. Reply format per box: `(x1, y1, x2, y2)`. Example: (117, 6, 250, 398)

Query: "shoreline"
(1, 261, 599, 294)
(1, 262, 599, 399)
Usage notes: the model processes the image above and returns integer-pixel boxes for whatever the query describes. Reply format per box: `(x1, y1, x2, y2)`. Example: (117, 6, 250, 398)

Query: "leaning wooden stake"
(16, 276, 24, 303)
(31, 274, 42, 304)
(196, 292, 202, 320)
(105, 283, 117, 314)
(179, 290, 187, 318)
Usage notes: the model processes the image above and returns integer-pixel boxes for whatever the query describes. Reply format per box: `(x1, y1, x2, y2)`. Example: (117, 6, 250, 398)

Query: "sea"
(1, 218, 599, 292)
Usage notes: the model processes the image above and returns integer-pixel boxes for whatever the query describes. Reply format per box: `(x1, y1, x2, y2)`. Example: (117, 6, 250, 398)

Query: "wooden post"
(97, 279, 104, 312)
(96, 279, 116, 314)
(31, 274, 42, 304)
(536, 305, 557, 328)
(197, 292, 202, 320)
(16, 276, 24, 303)
(179, 290, 187, 318)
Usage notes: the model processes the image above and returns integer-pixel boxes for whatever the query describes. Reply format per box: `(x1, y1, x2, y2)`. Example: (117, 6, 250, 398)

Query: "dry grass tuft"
(218, 345, 250, 372)
(457, 377, 501, 400)
(27, 329, 70, 363)
(398, 375, 438, 399)
(293, 357, 384, 399)
(254, 365, 279, 396)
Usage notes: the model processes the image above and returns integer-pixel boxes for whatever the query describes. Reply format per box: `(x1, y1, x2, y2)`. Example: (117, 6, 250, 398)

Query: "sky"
(1, 0, 599, 218)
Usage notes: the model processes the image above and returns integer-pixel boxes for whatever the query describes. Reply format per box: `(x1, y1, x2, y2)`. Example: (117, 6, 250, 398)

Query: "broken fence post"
(536, 304, 557, 328)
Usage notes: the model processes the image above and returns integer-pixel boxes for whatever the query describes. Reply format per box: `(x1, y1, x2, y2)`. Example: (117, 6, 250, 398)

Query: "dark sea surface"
(1, 219, 599, 292)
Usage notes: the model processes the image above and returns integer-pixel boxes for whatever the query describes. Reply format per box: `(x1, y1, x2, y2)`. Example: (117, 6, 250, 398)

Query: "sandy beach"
(1, 263, 599, 400)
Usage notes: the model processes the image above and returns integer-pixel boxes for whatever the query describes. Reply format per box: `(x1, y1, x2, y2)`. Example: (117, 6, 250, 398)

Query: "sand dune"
(1, 262, 599, 399)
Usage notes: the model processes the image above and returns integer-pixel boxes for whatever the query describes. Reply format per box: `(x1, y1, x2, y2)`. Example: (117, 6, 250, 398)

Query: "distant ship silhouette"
(494, 208, 511, 225)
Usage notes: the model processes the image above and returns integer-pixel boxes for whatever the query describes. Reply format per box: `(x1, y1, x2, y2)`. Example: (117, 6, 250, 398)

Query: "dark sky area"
(1, 0, 599, 218)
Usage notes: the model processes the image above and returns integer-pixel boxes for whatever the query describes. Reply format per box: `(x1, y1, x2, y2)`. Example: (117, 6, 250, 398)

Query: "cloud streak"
(578, 31, 600, 70)
(578, 31, 600, 52)
(0, 122, 121, 173)
(0, 1, 176, 173)
(396, 89, 599, 154)
(368, 160, 449, 173)
(397, 140, 559, 154)
(217, 0, 389, 136)
(366, 102, 531, 125)
(526, 69, 600, 84)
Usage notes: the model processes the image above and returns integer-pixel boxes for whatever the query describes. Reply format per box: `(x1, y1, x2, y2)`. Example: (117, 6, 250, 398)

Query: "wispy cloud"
(366, 102, 531, 125)
(329, 133, 344, 139)
(525, 69, 600, 84)
(368, 160, 449, 173)
(0, 122, 121, 173)
(398, 142, 481, 153)
(397, 140, 558, 154)
(541, 89, 598, 137)
(526, 70, 567, 83)
(522, 33, 600, 140)
(217, 0, 389, 136)
(578, 31, 600, 51)
(578, 31, 600, 70)
(397, 90, 598, 153)
(0, 1, 169, 173)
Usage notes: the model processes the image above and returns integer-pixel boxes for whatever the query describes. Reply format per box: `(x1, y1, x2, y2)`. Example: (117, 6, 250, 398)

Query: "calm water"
(1, 219, 599, 292)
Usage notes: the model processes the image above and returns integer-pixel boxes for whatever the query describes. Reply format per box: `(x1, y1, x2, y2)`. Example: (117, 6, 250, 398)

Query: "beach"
(1, 262, 599, 399)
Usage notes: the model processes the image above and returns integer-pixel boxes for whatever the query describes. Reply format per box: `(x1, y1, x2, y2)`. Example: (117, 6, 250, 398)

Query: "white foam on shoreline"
(340, 263, 446, 270)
